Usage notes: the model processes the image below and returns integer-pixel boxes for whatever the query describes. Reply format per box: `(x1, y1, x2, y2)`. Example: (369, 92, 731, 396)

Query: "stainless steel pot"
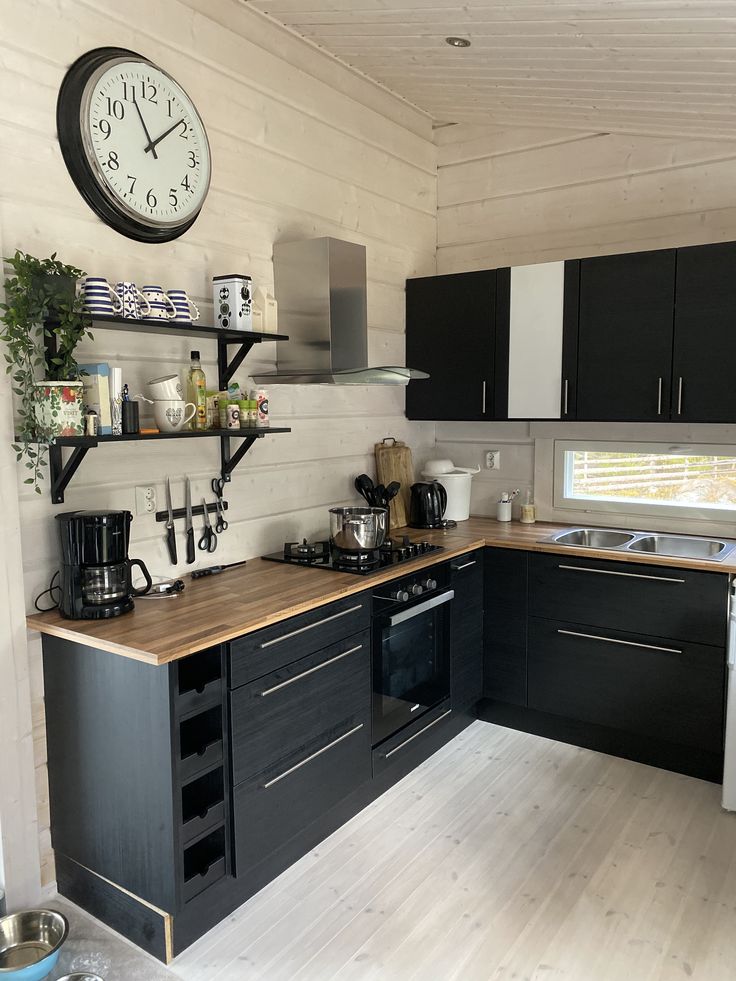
(329, 507, 388, 551)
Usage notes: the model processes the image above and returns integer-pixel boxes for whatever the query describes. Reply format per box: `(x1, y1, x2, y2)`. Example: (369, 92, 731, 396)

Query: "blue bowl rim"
(0, 909, 69, 974)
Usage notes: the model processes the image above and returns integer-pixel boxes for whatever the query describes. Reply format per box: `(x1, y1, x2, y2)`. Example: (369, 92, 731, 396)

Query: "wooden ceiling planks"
(247, 0, 736, 138)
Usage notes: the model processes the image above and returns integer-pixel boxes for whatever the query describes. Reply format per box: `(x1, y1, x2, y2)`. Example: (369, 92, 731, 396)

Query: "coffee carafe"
(56, 510, 152, 619)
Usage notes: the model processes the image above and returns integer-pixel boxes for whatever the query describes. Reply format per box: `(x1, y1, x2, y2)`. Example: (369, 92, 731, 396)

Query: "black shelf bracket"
(220, 434, 261, 482)
(49, 441, 93, 505)
(218, 338, 257, 390)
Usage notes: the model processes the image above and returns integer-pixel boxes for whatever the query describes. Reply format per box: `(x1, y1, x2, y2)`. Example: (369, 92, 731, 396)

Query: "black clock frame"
(57, 47, 207, 244)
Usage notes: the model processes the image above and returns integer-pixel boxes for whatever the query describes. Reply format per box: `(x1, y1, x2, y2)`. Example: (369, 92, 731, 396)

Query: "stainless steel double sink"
(540, 527, 736, 562)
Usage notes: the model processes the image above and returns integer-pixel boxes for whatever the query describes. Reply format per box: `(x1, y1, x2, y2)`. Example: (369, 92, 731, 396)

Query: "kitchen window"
(554, 441, 736, 523)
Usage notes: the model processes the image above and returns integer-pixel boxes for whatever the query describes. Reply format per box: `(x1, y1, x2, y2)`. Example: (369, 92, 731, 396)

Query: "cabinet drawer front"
(528, 617, 725, 752)
(229, 594, 369, 689)
(230, 629, 370, 787)
(232, 717, 371, 875)
(450, 551, 484, 711)
(529, 552, 728, 646)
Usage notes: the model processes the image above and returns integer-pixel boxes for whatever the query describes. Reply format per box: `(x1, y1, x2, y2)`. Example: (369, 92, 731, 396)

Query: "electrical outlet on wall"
(135, 485, 157, 515)
(485, 450, 501, 470)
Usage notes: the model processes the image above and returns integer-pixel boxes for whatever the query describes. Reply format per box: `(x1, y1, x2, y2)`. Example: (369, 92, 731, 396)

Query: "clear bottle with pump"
(187, 350, 207, 431)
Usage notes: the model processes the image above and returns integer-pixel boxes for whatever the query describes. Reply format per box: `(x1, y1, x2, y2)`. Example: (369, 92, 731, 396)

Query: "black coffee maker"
(56, 510, 152, 619)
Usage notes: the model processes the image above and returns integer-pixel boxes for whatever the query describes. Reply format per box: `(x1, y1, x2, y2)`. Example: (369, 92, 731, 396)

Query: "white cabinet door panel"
(508, 261, 565, 419)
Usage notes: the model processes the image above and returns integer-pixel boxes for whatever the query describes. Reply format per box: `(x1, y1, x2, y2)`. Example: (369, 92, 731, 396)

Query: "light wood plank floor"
(170, 722, 736, 981)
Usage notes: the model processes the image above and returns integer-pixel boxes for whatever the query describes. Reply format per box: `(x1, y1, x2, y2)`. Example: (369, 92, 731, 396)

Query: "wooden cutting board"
(375, 437, 414, 530)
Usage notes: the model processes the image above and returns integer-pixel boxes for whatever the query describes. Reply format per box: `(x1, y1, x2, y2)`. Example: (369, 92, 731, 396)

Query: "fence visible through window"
(567, 451, 736, 510)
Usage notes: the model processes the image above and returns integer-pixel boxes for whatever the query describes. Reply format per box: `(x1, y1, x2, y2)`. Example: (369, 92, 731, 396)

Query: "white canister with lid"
(421, 459, 480, 522)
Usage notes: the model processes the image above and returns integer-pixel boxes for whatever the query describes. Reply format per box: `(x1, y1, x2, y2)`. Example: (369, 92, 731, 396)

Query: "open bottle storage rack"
(43, 314, 290, 503)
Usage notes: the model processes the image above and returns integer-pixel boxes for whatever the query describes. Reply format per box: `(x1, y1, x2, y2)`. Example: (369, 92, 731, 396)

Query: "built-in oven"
(371, 564, 453, 746)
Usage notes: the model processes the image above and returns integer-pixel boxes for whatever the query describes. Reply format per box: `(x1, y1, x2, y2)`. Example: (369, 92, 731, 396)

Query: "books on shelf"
(78, 363, 112, 434)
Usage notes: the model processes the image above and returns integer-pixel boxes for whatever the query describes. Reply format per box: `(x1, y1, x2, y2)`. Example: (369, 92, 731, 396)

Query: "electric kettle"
(409, 481, 448, 529)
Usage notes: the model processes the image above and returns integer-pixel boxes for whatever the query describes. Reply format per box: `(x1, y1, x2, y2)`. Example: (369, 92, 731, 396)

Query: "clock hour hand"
(144, 118, 185, 155)
(133, 100, 158, 160)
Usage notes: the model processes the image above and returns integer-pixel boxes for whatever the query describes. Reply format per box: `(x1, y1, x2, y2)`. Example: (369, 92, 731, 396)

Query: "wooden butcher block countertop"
(27, 518, 736, 665)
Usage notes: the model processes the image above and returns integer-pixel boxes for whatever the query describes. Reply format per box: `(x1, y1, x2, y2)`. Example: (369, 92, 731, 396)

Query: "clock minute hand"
(133, 100, 158, 160)
(144, 118, 185, 155)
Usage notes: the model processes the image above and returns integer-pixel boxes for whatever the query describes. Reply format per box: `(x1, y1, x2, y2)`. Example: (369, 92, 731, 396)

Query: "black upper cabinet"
(405, 270, 509, 421)
(673, 242, 736, 422)
(572, 250, 676, 421)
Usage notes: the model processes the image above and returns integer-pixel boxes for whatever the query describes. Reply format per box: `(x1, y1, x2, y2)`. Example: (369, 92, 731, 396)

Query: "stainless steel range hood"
(252, 237, 429, 386)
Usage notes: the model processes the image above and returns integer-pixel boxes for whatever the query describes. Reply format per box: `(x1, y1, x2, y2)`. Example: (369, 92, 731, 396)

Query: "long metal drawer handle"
(563, 378, 569, 416)
(389, 589, 454, 627)
(677, 376, 683, 415)
(259, 604, 364, 649)
(384, 709, 452, 759)
(451, 560, 477, 571)
(657, 376, 663, 416)
(557, 628, 682, 655)
(258, 644, 363, 697)
(263, 723, 364, 789)
(558, 564, 685, 584)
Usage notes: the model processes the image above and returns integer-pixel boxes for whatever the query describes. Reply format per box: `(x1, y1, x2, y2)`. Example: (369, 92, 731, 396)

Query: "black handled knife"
(165, 477, 177, 565)
(185, 477, 195, 564)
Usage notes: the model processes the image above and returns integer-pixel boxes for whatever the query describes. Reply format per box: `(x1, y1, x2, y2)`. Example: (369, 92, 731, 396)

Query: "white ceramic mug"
(115, 282, 152, 319)
(167, 289, 200, 323)
(141, 285, 176, 320)
(153, 399, 196, 433)
(80, 277, 123, 316)
(147, 374, 184, 400)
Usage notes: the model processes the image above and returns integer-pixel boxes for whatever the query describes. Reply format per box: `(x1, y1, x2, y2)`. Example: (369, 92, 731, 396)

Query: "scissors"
(214, 497, 228, 534)
(211, 476, 226, 499)
(198, 498, 217, 553)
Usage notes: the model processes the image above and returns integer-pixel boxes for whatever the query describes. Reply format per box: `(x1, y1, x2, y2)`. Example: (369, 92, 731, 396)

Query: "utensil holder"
(497, 501, 512, 522)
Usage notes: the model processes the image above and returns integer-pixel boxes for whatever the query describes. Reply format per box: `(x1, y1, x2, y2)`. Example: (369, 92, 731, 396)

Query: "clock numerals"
(187, 151, 198, 169)
(122, 81, 136, 102)
(169, 188, 178, 208)
(127, 175, 137, 195)
(107, 150, 119, 171)
(140, 80, 158, 104)
(166, 98, 174, 118)
(105, 97, 125, 119)
(98, 119, 111, 140)
(146, 188, 157, 209)
(181, 175, 192, 192)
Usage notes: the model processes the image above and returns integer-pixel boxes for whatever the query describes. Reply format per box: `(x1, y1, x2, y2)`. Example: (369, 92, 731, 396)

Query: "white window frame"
(553, 439, 736, 525)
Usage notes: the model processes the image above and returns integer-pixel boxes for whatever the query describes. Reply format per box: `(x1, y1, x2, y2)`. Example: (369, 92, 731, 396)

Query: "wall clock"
(57, 47, 211, 243)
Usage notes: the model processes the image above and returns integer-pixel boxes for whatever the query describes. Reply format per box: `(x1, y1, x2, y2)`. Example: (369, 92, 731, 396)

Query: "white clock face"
(80, 58, 211, 230)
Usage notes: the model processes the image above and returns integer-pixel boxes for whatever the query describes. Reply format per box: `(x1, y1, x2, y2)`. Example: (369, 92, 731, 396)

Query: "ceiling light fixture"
(445, 36, 471, 48)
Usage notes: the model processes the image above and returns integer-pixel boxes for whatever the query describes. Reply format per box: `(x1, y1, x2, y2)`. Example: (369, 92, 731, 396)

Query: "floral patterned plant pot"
(33, 381, 85, 437)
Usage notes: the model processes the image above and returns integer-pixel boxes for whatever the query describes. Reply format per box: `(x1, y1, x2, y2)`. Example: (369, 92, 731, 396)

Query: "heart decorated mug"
(153, 399, 196, 433)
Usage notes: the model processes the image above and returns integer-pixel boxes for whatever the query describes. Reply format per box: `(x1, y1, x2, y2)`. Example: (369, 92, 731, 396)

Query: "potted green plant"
(0, 251, 93, 492)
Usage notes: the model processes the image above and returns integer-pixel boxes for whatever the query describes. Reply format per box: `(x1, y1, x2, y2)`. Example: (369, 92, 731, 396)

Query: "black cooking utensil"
(375, 483, 387, 507)
(191, 560, 247, 579)
(385, 480, 401, 502)
(355, 473, 376, 506)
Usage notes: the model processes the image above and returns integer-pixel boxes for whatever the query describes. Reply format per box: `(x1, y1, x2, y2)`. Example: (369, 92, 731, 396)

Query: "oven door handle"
(388, 589, 454, 627)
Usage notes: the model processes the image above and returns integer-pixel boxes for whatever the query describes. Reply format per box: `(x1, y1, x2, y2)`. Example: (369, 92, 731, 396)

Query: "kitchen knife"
(185, 477, 195, 564)
(191, 560, 247, 579)
(165, 477, 177, 565)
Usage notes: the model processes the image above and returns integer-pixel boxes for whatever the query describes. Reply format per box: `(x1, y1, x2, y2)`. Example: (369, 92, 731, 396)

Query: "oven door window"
(373, 602, 449, 745)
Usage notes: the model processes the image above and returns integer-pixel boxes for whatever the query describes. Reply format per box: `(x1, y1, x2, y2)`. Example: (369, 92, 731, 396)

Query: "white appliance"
(421, 460, 480, 522)
(723, 578, 736, 809)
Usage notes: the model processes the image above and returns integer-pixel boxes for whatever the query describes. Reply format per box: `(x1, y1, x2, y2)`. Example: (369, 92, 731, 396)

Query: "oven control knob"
(410, 583, 424, 596)
(391, 588, 410, 603)
(421, 578, 437, 591)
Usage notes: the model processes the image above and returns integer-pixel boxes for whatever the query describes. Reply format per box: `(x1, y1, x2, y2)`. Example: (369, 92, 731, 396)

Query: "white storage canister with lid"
(421, 459, 480, 521)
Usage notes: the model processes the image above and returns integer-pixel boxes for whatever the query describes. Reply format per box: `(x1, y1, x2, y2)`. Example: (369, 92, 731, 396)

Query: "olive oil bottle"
(187, 350, 207, 431)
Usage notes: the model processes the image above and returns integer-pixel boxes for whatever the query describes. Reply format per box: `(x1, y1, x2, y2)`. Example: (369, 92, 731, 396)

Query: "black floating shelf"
(52, 428, 291, 447)
(78, 313, 288, 344)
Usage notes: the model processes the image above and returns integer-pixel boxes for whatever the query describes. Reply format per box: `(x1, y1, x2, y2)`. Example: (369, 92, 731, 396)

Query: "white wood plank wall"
(437, 122, 736, 272)
(0, 0, 437, 889)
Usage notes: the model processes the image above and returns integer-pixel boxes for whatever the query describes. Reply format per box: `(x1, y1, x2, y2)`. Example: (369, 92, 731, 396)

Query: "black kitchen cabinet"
(673, 241, 736, 422)
(528, 617, 725, 754)
(450, 550, 484, 712)
(483, 548, 528, 706)
(405, 269, 509, 420)
(568, 249, 677, 421)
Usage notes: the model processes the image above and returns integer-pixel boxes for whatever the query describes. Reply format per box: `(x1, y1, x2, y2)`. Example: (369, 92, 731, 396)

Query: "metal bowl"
(57, 975, 105, 981)
(329, 506, 388, 552)
(0, 909, 68, 980)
